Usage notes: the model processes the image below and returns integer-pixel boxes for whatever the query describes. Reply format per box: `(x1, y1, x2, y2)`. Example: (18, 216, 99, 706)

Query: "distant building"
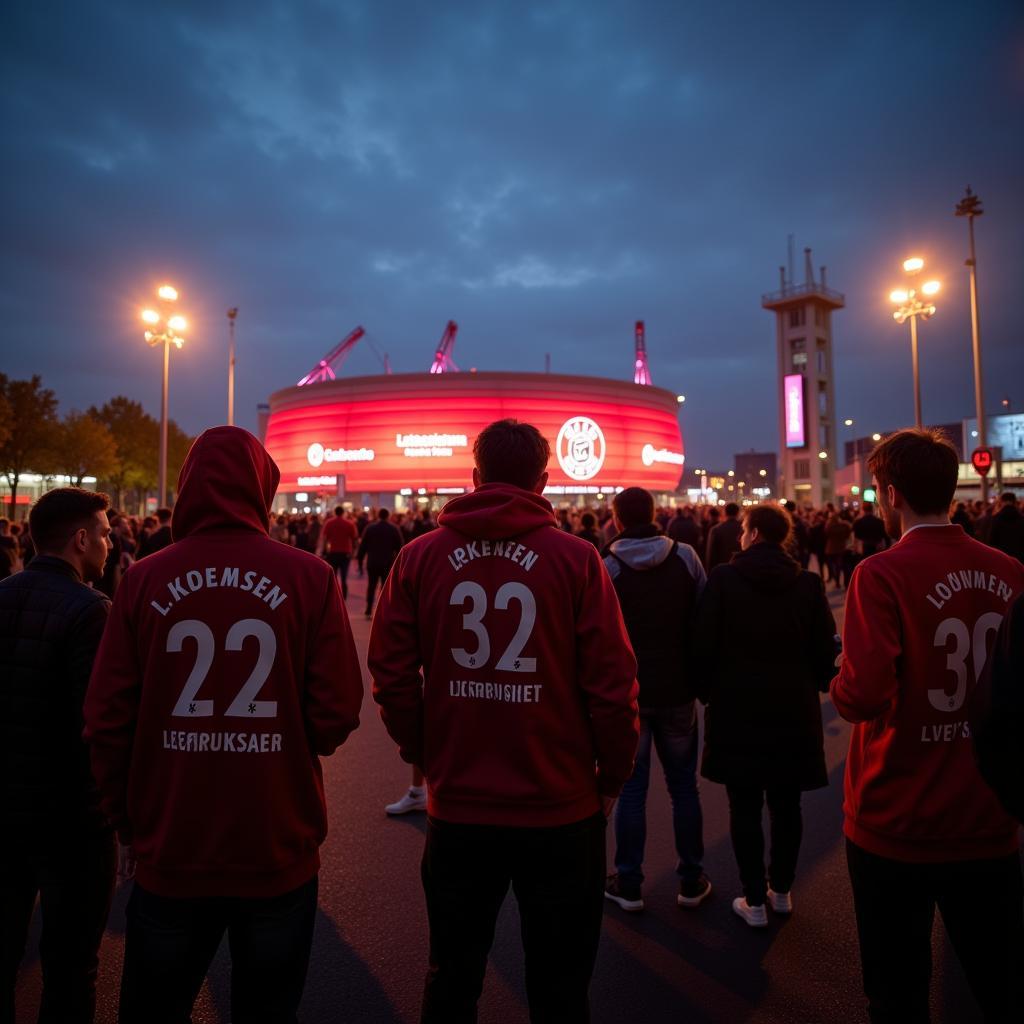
(733, 451, 777, 500)
(763, 246, 844, 506)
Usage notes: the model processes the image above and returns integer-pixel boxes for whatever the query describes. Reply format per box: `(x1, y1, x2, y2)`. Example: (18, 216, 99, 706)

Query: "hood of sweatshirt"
(437, 482, 556, 540)
(171, 426, 280, 540)
(728, 541, 802, 590)
(608, 524, 675, 570)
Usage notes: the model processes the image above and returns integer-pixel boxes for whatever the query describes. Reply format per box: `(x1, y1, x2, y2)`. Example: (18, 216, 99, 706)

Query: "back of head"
(744, 504, 793, 547)
(867, 428, 959, 515)
(580, 511, 596, 530)
(156, 507, 172, 524)
(1000, 491, 1017, 506)
(724, 502, 740, 518)
(613, 487, 655, 530)
(473, 419, 550, 490)
(334, 505, 345, 517)
(378, 508, 390, 521)
(30, 487, 110, 554)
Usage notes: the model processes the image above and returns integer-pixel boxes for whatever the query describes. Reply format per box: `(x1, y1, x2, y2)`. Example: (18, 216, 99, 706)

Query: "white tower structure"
(762, 245, 844, 505)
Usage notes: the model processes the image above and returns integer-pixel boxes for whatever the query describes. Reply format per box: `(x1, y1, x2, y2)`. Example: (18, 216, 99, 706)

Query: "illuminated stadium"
(261, 323, 685, 506)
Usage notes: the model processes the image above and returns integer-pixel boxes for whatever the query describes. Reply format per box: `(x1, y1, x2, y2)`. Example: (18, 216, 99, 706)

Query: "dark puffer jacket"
(695, 542, 837, 790)
(0, 556, 111, 832)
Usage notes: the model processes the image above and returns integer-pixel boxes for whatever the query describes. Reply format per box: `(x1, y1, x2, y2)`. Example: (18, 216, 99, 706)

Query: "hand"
(117, 842, 137, 882)
(601, 795, 617, 819)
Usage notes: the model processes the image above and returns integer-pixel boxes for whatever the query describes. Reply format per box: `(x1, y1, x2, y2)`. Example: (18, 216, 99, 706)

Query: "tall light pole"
(956, 186, 988, 504)
(142, 285, 187, 507)
(227, 307, 239, 426)
(890, 257, 940, 430)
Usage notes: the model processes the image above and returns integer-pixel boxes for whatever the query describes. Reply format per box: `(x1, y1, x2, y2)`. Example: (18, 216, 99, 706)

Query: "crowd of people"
(1, 420, 1023, 1024)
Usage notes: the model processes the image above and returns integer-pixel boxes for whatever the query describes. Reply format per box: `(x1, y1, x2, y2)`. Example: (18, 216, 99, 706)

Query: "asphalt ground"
(14, 577, 1012, 1023)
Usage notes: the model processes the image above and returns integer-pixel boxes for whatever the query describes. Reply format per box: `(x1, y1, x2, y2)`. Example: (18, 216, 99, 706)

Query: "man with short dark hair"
(602, 487, 709, 914)
(369, 417, 639, 1023)
(1, 488, 114, 1023)
(357, 506, 404, 618)
(706, 501, 742, 569)
(667, 505, 701, 548)
(831, 428, 1024, 1023)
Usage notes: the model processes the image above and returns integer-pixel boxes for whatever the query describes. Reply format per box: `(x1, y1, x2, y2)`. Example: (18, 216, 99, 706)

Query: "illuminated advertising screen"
(264, 372, 685, 494)
(783, 373, 806, 449)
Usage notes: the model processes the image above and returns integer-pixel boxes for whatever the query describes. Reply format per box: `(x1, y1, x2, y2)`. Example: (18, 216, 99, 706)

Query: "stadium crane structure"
(429, 320, 460, 374)
(297, 326, 367, 386)
(634, 320, 653, 385)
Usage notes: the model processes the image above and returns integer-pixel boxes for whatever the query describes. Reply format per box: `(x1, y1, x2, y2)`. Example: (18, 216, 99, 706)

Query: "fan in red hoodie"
(83, 426, 362, 1024)
(369, 418, 638, 1024)
(830, 428, 1024, 1024)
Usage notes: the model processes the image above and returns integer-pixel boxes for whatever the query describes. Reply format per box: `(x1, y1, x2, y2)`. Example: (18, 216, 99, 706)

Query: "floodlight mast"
(297, 326, 367, 386)
(634, 320, 653, 385)
(429, 321, 460, 373)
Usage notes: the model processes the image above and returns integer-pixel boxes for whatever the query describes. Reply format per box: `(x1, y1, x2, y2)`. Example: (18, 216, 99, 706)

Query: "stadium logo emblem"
(556, 417, 606, 481)
(306, 442, 325, 468)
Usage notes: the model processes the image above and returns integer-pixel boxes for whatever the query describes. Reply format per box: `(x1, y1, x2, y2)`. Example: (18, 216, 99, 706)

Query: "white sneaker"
(385, 788, 426, 815)
(732, 897, 768, 928)
(768, 888, 793, 914)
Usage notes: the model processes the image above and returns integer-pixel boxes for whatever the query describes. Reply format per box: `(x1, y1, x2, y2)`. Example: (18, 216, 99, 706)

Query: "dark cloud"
(3, 0, 1022, 467)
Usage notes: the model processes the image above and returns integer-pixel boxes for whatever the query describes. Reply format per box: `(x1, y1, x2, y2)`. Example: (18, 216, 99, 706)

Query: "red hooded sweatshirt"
(831, 524, 1023, 862)
(368, 483, 639, 827)
(84, 427, 362, 899)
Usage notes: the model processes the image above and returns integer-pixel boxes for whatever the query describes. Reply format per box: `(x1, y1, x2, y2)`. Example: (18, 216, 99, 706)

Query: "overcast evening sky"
(2, 0, 1023, 471)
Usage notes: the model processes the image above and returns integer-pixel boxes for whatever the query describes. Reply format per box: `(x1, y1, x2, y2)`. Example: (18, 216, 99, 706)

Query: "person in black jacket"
(695, 503, 837, 928)
(988, 492, 1024, 564)
(971, 592, 1024, 823)
(1, 487, 114, 1023)
(137, 506, 172, 558)
(357, 507, 404, 617)
(705, 502, 742, 569)
(602, 488, 709, 913)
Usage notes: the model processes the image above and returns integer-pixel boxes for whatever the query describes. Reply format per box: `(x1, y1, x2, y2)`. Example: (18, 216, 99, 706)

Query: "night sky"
(3, 1, 1023, 471)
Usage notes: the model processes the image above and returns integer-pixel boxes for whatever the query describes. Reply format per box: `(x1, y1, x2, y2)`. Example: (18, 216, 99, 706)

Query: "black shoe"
(604, 874, 644, 912)
(677, 874, 712, 908)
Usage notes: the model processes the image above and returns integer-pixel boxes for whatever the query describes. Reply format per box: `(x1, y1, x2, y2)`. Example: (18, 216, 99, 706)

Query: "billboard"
(264, 372, 685, 494)
(784, 373, 806, 449)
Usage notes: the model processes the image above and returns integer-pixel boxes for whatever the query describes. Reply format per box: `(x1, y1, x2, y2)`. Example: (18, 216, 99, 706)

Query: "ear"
(887, 483, 902, 510)
(472, 467, 481, 488)
(532, 471, 548, 496)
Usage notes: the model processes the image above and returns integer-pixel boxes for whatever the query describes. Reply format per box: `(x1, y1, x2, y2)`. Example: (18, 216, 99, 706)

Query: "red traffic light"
(971, 447, 993, 476)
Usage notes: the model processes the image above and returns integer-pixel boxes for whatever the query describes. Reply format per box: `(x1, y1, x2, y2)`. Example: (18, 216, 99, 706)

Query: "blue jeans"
(613, 702, 704, 886)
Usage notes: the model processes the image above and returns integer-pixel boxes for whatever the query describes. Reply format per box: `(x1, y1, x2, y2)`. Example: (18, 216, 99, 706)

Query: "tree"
(0, 389, 11, 452)
(58, 410, 121, 487)
(167, 421, 195, 501)
(0, 374, 60, 517)
(90, 397, 158, 510)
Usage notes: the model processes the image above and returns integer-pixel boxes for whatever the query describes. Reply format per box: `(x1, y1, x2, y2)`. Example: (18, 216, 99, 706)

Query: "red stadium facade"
(263, 372, 685, 502)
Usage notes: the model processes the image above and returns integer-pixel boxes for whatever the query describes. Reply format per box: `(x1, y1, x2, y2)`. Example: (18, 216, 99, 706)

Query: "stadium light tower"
(142, 285, 188, 506)
(956, 186, 989, 504)
(890, 258, 940, 430)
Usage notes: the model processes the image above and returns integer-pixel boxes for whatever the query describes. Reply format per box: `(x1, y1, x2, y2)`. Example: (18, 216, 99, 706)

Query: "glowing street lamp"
(890, 257, 940, 429)
(142, 284, 188, 506)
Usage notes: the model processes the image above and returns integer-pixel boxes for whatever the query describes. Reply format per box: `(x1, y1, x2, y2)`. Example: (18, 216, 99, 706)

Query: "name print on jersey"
(924, 569, 1015, 611)
(447, 540, 540, 573)
(150, 567, 290, 617)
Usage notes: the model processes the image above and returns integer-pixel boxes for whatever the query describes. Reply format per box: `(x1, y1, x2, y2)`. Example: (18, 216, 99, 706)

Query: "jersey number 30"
(930, 612, 1002, 713)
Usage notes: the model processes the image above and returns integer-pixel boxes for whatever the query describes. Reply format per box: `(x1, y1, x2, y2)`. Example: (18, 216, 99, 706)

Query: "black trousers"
(2, 826, 115, 1024)
(119, 877, 318, 1024)
(725, 783, 802, 906)
(325, 552, 351, 598)
(846, 840, 1024, 1024)
(365, 567, 388, 614)
(421, 812, 606, 1024)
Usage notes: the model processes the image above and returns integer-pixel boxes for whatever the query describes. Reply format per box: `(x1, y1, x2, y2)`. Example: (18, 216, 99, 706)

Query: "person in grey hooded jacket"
(602, 488, 710, 913)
